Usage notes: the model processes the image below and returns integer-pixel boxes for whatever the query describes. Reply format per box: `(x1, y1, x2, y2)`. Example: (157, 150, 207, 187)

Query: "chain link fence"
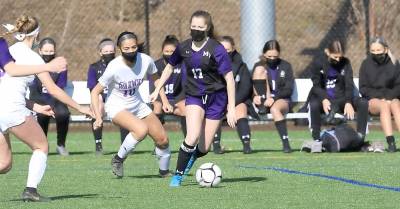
(1, 0, 399, 80)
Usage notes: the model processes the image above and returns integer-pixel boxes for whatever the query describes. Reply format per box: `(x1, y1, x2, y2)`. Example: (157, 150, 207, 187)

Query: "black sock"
(114, 154, 125, 162)
(179, 116, 187, 137)
(119, 128, 129, 144)
(214, 125, 222, 144)
(275, 119, 289, 142)
(253, 79, 267, 112)
(157, 114, 165, 125)
(386, 136, 395, 144)
(175, 141, 195, 175)
(194, 146, 208, 158)
(92, 119, 103, 144)
(236, 118, 251, 143)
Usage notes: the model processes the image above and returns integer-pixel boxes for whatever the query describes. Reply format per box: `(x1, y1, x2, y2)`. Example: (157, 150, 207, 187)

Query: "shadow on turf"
(9, 193, 99, 202)
(222, 176, 267, 183)
(127, 174, 194, 179)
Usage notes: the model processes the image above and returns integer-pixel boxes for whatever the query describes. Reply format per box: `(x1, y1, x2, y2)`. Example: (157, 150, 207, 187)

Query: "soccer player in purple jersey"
(253, 40, 294, 153)
(0, 15, 92, 202)
(309, 40, 368, 152)
(150, 10, 236, 187)
(29, 37, 71, 156)
(151, 35, 186, 136)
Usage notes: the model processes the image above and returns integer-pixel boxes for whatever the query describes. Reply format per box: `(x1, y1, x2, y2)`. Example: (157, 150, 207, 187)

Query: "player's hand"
(149, 90, 159, 103)
(265, 97, 275, 107)
(93, 118, 103, 130)
(162, 102, 174, 113)
(344, 103, 355, 120)
(47, 57, 67, 73)
(253, 96, 262, 105)
(33, 104, 55, 117)
(226, 104, 237, 128)
(322, 99, 331, 114)
(78, 106, 95, 119)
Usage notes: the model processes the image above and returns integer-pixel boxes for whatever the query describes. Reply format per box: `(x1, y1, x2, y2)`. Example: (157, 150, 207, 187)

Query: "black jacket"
(311, 57, 354, 103)
(359, 55, 400, 100)
(253, 59, 294, 100)
(230, 51, 252, 105)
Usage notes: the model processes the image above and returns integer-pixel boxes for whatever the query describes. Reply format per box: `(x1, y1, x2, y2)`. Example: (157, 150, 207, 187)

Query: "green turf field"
(0, 129, 399, 209)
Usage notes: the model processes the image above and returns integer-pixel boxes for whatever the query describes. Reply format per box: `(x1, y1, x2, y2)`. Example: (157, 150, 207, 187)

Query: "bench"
(65, 78, 360, 122)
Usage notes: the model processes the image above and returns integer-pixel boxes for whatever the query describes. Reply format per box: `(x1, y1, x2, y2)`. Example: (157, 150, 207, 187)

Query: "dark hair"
(327, 40, 344, 54)
(162, 35, 179, 50)
(262, 40, 280, 54)
(39, 37, 56, 50)
(117, 31, 138, 47)
(220, 36, 235, 46)
(190, 10, 215, 39)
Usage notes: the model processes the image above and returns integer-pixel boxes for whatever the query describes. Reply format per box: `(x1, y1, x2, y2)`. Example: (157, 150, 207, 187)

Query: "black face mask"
(371, 53, 387, 65)
(328, 57, 344, 69)
(228, 51, 235, 60)
(163, 54, 171, 62)
(102, 53, 115, 64)
(266, 58, 280, 69)
(41, 54, 55, 63)
(122, 51, 137, 63)
(190, 29, 207, 42)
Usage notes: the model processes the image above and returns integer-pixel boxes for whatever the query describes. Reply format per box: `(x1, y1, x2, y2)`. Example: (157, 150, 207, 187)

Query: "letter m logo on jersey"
(203, 51, 211, 58)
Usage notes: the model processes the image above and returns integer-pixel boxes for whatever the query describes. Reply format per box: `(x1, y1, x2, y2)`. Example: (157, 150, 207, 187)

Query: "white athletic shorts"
(105, 101, 152, 121)
(0, 107, 32, 133)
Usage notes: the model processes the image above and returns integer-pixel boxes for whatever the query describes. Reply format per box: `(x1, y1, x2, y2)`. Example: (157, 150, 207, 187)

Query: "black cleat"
(21, 188, 50, 202)
(159, 169, 173, 178)
(243, 141, 252, 154)
(213, 143, 225, 154)
(282, 139, 292, 153)
(111, 155, 124, 178)
(387, 141, 397, 153)
(95, 143, 103, 155)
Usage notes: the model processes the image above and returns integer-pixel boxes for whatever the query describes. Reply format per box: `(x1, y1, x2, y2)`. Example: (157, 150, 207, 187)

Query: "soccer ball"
(195, 163, 222, 187)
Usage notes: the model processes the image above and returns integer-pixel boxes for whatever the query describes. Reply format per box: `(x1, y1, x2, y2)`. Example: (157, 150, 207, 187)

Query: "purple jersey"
(0, 38, 14, 76)
(267, 67, 279, 97)
(326, 67, 339, 99)
(154, 58, 183, 100)
(29, 70, 68, 105)
(168, 38, 231, 96)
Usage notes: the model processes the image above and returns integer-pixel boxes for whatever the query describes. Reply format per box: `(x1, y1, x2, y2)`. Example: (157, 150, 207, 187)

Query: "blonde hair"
(1, 15, 39, 38)
(370, 37, 397, 64)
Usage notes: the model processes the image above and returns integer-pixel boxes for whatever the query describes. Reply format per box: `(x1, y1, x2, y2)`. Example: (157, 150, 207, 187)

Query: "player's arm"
(151, 73, 173, 113)
(25, 99, 55, 117)
(90, 83, 106, 129)
(3, 57, 67, 76)
(36, 72, 93, 116)
(224, 71, 237, 128)
(150, 64, 173, 102)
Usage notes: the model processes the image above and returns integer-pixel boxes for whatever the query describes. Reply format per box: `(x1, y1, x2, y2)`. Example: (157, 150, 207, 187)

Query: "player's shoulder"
(10, 42, 44, 64)
(138, 52, 154, 63)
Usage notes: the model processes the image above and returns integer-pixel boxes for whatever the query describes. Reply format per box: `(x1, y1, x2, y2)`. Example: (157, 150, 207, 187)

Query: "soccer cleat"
(282, 139, 292, 153)
(95, 143, 103, 155)
(242, 141, 252, 154)
(213, 143, 225, 154)
(159, 169, 172, 178)
(21, 188, 50, 202)
(311, 141, 323, 153)
(169, 175, 183, 187)
(111, 155, 124, 178)
(56, 146, 69, 156)
(387, 142, 397, 153)
(184, 153, 197, 175)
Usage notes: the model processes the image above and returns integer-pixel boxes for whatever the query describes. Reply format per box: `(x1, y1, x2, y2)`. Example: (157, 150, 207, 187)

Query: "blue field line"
(239, 165, 400, 193)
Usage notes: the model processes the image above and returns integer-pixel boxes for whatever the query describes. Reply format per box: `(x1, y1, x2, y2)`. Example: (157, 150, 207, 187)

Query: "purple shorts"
(185, 90, 228, 120)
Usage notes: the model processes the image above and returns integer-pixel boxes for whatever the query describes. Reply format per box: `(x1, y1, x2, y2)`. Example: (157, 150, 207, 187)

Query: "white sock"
(117, 133, 139, 159)
(155, 146, 171, 171)
(26, 150, 47, 188)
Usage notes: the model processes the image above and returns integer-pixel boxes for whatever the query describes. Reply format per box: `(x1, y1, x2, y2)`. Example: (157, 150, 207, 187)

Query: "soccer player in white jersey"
(0, 15, 93, 202)
(91, 31, 171, 179)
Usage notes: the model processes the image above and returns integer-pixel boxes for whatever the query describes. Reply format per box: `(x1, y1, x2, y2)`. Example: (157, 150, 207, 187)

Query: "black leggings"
(309, 96, 369, 140)
(37, 102, 70, 147)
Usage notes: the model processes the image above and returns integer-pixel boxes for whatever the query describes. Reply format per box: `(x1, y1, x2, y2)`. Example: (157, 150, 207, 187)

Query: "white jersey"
(0, 42, 44, 132)
(98, 53, 157, 119)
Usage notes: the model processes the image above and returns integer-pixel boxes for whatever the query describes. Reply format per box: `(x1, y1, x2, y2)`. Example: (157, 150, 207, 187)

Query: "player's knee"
(270, 106, 281, 116)
(134, 127, 148, 140)
(0, 161, 12, 174)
